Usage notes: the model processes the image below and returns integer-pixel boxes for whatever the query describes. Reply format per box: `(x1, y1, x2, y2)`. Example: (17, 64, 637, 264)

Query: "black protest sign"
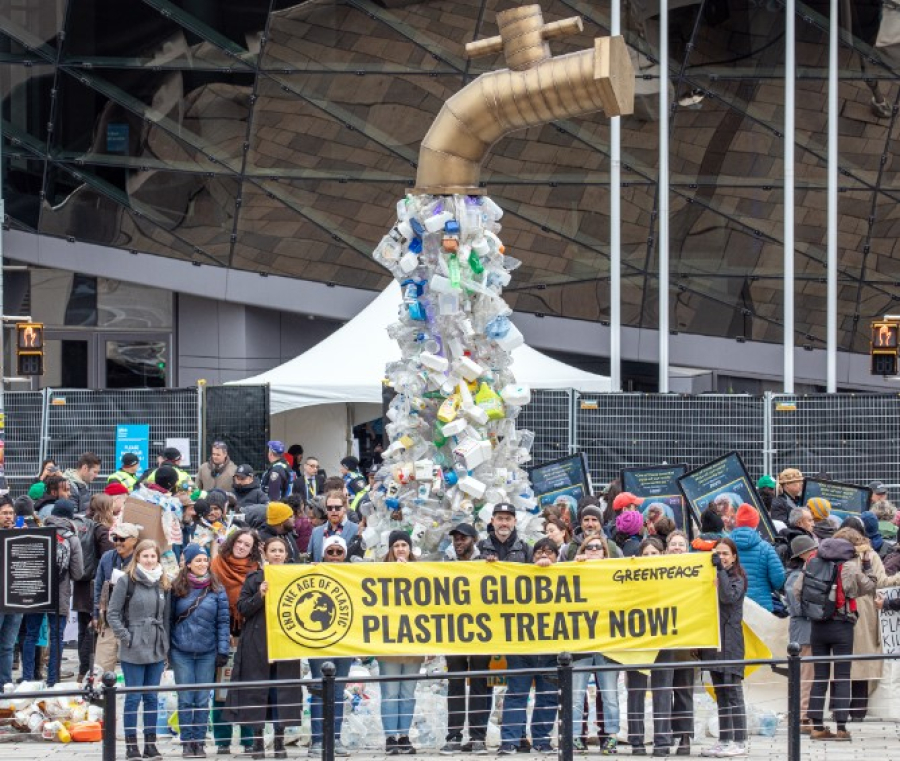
(801, 478, 871, 517)
(621, 464, 688, 530)
(0, 527, 59, 613)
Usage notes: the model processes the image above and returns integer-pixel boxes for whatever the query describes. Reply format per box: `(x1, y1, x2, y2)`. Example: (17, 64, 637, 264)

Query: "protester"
(648, 516, 676, 545)
(133, 464, 184, 560)
(543, 516, 572, 559)
(665, 532, 694, 755)
(225, 536, 303, 759)
(799, 535, 877, 741)
(35, 474, 71, 520)
(307, 535, 352, 756)
(64, 452, 102, 512)
(869, 481, 889, 505)
(14, 494, 39, 528)
(607, 492, 643, 538)
(196, 441, 237, 492)
(232, 465, 268, 508)
(442, 523, 491, 756)
(612, 509, 643, 557)
(498, 537, 559, 755)
(258, 501, 300, 563)
(93, 523, 140, 674)
(0, 503, 22, 686)
(378, 531, 423, 755)
(692, 508, 724, 551)
(806, 498, 835, 541)
(107, 539, 172, 761)
(22, 499, 84, 686)
(784, 535, 817, 734)
(775, 507, 815, 567)
(34, 457, 58, 484)
(572, 534, 620, 755)
(170, 544, 230, 759)
(729, 505, 785, 612)
(73, 493, 116, 681)
(209, 529, 262, 755)
(860, 510, 894, 561)
(261, 441, 294, 502)
(770, 468, 804, 523)
(309, 490, 359, 562)
(700, 538, 748, 757)
(108, 453, 141, 491)
(756, 475, 777, 514)
(871, 499, 898, 541)
(477, 503, 532, 563)
(284, 494, 313, 556)
(626, 539, 674, 757)
(104, 481, 130, 515)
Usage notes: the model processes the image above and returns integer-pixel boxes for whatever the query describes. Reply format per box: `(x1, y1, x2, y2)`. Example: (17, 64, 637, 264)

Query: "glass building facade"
(1, 0, 898, 372)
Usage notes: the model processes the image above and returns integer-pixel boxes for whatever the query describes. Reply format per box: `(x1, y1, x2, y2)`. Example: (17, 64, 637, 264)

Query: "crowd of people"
(0, 444, 897, 760)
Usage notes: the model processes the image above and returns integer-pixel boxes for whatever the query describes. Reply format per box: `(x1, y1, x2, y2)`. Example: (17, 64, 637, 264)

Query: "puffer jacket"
(233, 478, 269, 508)
(476, 527, 532, 563)
(170, 583, 230, 656)
(106, 568, 171, 665)
(730, 526, 785, 612)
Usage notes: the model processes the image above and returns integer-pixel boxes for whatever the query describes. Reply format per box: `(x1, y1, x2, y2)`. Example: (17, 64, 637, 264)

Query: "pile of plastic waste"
(0, 681, 103, 742)
(365, 194, 542, 557)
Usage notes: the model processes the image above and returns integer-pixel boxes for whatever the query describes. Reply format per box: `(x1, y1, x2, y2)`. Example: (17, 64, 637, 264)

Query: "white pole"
(610, 0, 622, 392)
(658, 0, 670, 393)
(826, 0, 838, 392)
(784, 0, 795, 393)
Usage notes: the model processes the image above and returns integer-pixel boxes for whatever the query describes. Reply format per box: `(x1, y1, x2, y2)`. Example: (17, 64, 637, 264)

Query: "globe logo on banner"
(277, 574, 353, 649)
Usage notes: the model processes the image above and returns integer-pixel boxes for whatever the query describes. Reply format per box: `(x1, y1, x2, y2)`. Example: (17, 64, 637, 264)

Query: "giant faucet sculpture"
(364, 5, 634, 558)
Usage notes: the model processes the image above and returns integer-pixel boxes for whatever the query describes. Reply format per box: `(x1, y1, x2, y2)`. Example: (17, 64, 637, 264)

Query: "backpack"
(71, 515, 99, 577)
(800, 557, 839, 621)
(55, 529, 73, 577)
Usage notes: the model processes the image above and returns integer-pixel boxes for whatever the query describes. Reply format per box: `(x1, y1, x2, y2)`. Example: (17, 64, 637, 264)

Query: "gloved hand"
(711, 553, 722, 570)
(216, 653, 230, 669)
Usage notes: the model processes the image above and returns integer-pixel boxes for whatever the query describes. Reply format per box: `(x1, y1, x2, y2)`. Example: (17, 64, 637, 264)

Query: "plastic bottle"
(448, 254, 461, 289)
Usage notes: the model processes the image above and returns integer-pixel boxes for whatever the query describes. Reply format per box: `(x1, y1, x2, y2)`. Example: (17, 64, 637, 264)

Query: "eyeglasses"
(325, 548, 345, 556)
(534, 547, 557, 555)
(585, 544, 604, 552)
(326, 505, 343, 512)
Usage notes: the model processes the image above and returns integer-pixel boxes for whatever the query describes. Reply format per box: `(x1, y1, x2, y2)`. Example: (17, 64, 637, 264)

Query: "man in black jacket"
(476, 504, 532, 563)
(232, 465, 269, 508)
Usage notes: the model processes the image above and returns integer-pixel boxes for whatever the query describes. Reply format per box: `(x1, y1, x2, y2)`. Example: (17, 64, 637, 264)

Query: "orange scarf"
(211, 553, 259, 628)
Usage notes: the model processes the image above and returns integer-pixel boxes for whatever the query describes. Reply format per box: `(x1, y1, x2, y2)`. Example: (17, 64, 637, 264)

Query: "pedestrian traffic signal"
(15, 322, 44, 376)
(872, 321, 899, 350)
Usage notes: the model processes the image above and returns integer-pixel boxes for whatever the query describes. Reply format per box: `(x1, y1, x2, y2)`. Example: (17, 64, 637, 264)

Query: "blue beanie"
(860, 510, 879, 538)
(182, 543, 208, 566)
(51, 498, 76, 520)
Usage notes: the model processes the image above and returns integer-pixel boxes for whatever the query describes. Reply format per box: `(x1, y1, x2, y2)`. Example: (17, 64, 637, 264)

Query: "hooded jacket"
(795, 538, 877, 623)
(63, 468, 91, 513)
(44, 515, 85, 617)
(106, 568, 171, 664)
(233, 478, 269, 508)
(729, 526, 785, 611)
(476, 526, 532, 563)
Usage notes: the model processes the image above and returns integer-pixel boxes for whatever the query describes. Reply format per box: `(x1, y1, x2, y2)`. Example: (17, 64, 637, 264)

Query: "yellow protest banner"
(265, 554, 720, 660)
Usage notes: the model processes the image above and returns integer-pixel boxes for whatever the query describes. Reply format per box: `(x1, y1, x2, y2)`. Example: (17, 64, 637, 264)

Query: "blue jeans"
(378, 657, 422, 738)
(171, 649, 217, 742)
(23, 613, 65, 685)
(121, 660, 166, 738)
(309, 658, 353, 744)
(572, 654, 620, 737)
(500, 655, 558, 747)
(0, 614, 22, 687)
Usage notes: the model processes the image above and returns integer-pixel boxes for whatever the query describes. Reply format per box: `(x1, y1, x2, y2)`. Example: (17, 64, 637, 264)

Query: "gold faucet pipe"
(414, 34, 634, 195)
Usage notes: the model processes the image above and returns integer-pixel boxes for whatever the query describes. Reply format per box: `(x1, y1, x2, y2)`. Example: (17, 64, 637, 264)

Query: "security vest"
(144, 465, 192, 492)
(350, 485, 370, 513)
(107, 469, 138, 491)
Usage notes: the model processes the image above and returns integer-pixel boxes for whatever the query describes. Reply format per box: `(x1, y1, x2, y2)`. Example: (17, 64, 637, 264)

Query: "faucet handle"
(465, 15, 584, 61)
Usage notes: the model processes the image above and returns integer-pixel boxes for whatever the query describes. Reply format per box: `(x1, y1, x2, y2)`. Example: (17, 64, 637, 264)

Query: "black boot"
(143, 733, 163, 761)
(127, 736, 142, 760)
(272, 726, 287, 760)
(251, 734, 266, 760)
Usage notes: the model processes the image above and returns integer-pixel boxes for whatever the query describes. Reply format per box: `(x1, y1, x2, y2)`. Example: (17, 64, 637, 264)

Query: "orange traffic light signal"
(15, 323, 44, 376)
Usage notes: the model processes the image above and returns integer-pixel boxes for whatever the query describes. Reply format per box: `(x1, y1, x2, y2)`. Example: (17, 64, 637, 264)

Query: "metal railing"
(64, 644, 900, 761)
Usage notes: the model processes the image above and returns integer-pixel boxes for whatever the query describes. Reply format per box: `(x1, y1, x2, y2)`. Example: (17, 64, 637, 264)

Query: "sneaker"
(834, 730, 851, 742)
(573, 739, 587, 754)
(601, 737, 618, 756)
(386, 737, 399, 756)
(397, 736, 416, 755)
(717, 743, 748, 758)
(469, 741, 488, 755)
(498, 745, 518, 755)
(440, 740, 461, 755)
(699, 743, 725, 758)
(333, 740, 350, 757)
(308, 742, 322, 756)
(531, 744, 553, 754)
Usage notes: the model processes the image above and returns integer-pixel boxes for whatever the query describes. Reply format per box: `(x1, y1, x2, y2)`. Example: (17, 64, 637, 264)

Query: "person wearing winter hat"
(565, 504, 622, 560)
(257, 502, 299, 563)
(692, 507, 725, 551)
(613, 509, 644, 557)
(378, 531, 422, 755)
(729, 504, 785, 612)
(860, 510, 893, 561)
(756, 475, 777, 514)
(28, 481, 46, 502)
(170, 544, 229, 759)
(309, 490, 359, 563)
(806, 497, 836, 541)
(770, 468, 804, 523)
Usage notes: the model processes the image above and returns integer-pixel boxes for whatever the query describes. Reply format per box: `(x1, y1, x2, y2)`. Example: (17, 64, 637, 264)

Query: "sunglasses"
(585, 544, 604, 551)
(326, 505, 343, 512)
(325, 548, 345, 556)
(111, 536, 131, 543)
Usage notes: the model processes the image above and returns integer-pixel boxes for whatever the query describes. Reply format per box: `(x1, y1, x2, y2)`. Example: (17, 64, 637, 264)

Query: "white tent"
(229, 281, 610, 467)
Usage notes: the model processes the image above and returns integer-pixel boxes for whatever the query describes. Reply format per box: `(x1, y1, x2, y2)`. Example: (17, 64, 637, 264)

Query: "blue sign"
(115, 424, 149, 476)
(106, 123, 129, 154)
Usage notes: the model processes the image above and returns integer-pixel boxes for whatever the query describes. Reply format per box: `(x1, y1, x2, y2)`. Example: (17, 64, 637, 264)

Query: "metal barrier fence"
(519, 391, 900, 488)
(1, 386, 269, 495)
(76, 647, 899, 761)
